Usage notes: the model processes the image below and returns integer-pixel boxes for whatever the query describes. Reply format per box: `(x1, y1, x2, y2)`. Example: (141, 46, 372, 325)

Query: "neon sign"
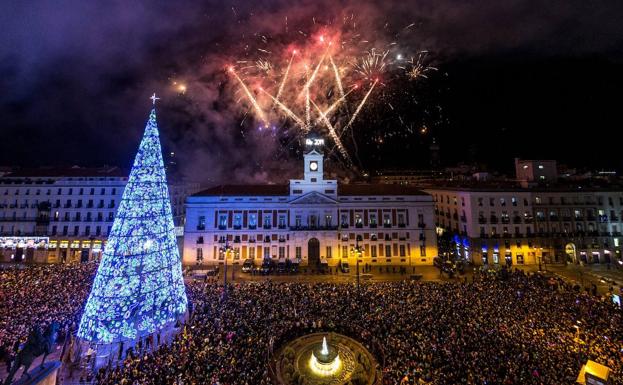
(306, 138, 324, 146)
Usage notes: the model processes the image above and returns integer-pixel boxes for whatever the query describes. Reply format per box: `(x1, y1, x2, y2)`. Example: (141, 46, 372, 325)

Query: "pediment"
(289, 191, 337, 205)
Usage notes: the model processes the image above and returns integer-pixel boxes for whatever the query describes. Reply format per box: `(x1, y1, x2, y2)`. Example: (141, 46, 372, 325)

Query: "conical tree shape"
(78, 108, 187, 344)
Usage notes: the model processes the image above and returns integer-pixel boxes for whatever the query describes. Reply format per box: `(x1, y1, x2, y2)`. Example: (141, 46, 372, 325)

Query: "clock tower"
(289, 135, 337, 198)
(304, 137, 324, 182)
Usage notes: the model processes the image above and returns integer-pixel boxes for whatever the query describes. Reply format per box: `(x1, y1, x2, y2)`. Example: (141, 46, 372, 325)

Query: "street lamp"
(220, 239, 233, 297)
(350, 237, 363, 295)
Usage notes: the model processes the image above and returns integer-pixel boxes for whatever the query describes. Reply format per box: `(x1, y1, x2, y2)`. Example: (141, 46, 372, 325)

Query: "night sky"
(1, 0, 622, 183)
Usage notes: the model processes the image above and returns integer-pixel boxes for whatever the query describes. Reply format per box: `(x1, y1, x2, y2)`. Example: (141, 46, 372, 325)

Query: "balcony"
(290, 225, 338, 231)
(263, 225, 272, 230)
(586, 215, 596, 221)
(87, 203, 94, 208)
(452, 213, 459, 220)
(383, 223, 392, 228)
(562, 216, 572, 221)
(369, 223, 378, 228)
(524, 217, 533, 223)
(97, 203, 105, 208)
(340, 223, 349, 229)
(356, 223, 363, 228)
(574, 216, 584, 221)
(218, 225, 227, 230)
(501, 217, 510, 224)
(278, 225, 287, 229)
(233, 225, 242, 230)
(64, 203, 72, 208)
(548, 216, 558, 222)
(478, 217, 487, 224)
(196, 225, 205, 231)
(512, 216, 522, 224)
(108, 203, 115, 208)
(418, 222, 426, 228)
(398, 223, 406, 228)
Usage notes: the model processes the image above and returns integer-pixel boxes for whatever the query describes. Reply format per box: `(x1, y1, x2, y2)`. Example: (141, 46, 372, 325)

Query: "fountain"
(309, 336, 342, 376)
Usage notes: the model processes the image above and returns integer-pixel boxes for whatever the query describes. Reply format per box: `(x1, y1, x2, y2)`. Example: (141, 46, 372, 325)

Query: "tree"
(78, 107, 187, 344)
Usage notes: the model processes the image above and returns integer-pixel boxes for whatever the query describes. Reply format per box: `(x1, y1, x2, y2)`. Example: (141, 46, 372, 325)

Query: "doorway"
(308, 238, 320, 266)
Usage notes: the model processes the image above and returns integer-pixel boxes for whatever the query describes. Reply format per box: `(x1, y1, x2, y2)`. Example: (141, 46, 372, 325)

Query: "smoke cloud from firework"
(1, 0, 623, 182)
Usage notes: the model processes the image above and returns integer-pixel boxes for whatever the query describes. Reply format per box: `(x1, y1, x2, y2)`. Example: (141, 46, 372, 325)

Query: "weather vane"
(150, 93, 160, 106)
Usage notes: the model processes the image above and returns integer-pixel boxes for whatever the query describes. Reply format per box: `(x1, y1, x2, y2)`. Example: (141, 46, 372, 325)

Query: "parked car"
(260, 259, 274, 275)
(241, 259, 254, 273)
(339, 261, 350, 273)
(277, 258, 287, 274)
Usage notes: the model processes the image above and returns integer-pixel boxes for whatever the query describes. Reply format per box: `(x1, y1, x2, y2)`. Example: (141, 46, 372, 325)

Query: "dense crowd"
(95, 270, 623, 385)
(1, 262, 622, 385)
(0, 263, 96, 371)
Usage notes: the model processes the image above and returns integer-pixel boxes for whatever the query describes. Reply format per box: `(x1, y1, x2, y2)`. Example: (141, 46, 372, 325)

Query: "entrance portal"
(308, 238, 320, 267)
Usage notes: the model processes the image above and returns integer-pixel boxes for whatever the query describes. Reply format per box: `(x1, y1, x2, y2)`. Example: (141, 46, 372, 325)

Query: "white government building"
(183, 139, 437, 267)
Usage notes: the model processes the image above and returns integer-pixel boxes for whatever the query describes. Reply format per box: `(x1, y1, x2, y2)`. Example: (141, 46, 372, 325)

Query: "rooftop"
(193, 183, 429, 197)
(3, 166, 127, 178)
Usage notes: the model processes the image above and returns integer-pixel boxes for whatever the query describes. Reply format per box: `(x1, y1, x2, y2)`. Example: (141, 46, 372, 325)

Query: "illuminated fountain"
(309, 336, 342, 376)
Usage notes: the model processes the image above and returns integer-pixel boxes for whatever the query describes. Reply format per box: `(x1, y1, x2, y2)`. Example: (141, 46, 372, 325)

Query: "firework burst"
(225, 16, 437, 168)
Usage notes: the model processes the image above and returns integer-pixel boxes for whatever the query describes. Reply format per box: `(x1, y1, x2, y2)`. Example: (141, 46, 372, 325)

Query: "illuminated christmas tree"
(78, 102, 187, 344)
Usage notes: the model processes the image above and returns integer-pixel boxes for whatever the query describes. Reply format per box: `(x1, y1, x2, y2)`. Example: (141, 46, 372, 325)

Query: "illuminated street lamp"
(350, 236, 363, 294)
(220, 239, 233, 297)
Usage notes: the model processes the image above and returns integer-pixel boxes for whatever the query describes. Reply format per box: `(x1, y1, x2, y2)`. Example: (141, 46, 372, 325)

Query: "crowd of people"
(95, 270, 623, 385)
(0, 263, 96, 372)
(1, 262, 622, 384)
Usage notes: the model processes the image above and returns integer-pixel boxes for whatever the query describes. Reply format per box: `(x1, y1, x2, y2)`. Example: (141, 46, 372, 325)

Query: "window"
(249, 214, 257, 228)
(326, 246, 332, 258)
(369, 213, 377, 226)
(264, 247, 271, 258)
(399, 245, 406, 257)
(90, 188, 95, 195)
(197, 216, 206, 230)
(383, 213, 391, 226)
(296, 247, 302, 259)
(340, 213, 348, 227)
(218, 214, 227, 228)
(263, 215, 271, 228)
(108, 212, 114, 221)
(279, 247, 285, 258)
(355, 214, 363, 227)
(385, 244, 392, 257)
(295, 215, 302, 227)
(249, 247, 255, 259)
(325, 215, 332, 227)
(62, 226, 68, 235)
(341, 246, 348, 258)
(64, 212, 70, 221)
(278, 215, 286, 228)
(489, 198, 495, 206)
(85, 226, 91, 236)
(196, 248, 203, 262)
(73, 226, 79, 236)
(96, 226, 101, 236)
(371, 245, 377, 258)
(478, 198, 483, 206)
(397, 213, 405, 226)
(112, 188, 117, 195)
(420, 245, 426, 256)
(511, 197, 517, 206)
(233, 214, 242, 228)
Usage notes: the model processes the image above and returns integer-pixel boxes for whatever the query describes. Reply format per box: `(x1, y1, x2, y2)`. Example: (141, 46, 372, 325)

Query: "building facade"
(426, 187, 623, 266)
(183, 146, 437, 267)
(0, 167, 199, 263)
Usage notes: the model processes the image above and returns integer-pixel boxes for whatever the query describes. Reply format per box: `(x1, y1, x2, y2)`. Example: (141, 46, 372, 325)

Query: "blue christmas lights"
(78, 108, 187, 344)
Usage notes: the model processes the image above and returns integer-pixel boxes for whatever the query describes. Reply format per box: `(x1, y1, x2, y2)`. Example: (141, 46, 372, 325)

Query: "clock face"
(309, 161, 318, 171)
